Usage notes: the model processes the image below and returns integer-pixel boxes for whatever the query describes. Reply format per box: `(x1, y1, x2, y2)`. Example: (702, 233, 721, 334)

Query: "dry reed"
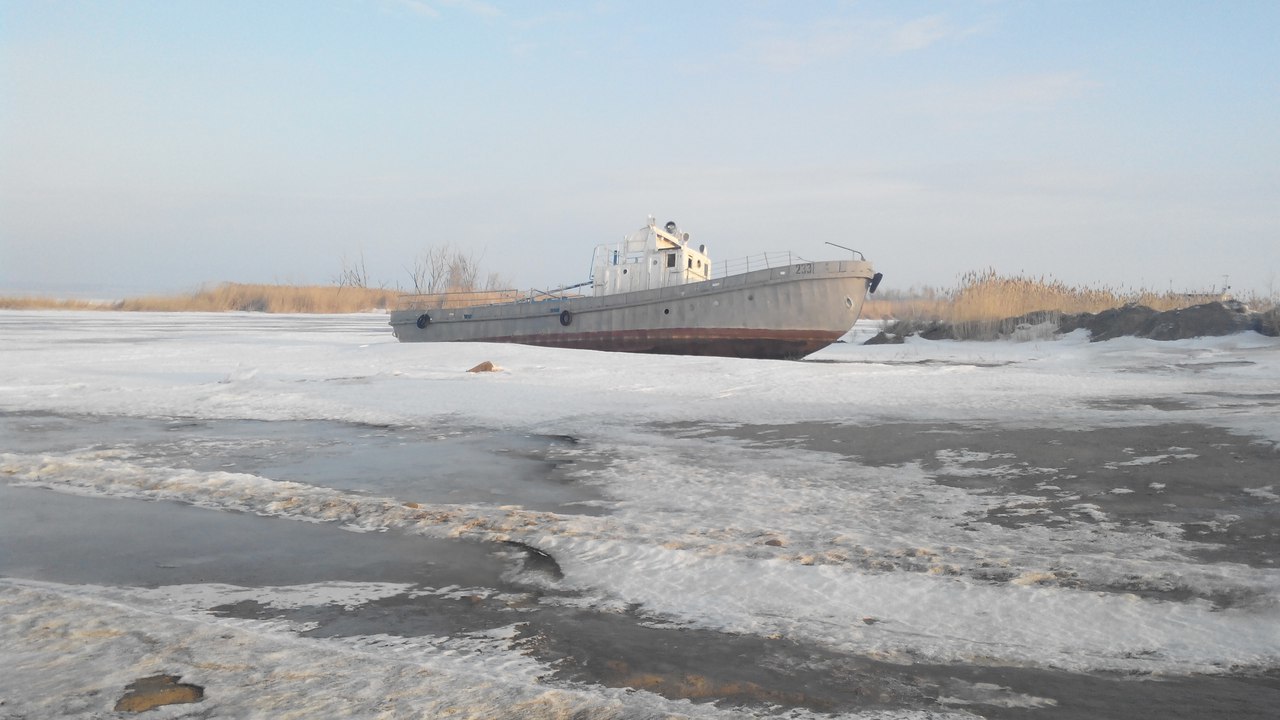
(1, 283, 400, 314)
(0, 296, 112, 311)
(864, 269, 1248, 339)
(5, 272, 1269, 323)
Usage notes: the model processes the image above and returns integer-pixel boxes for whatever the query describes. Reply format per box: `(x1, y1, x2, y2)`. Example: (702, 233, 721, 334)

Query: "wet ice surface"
(2, 310, 1280, 719)
(0, 412, 603, 515)
(672, 421, 1280, 574)
(0, 484, 507, 589)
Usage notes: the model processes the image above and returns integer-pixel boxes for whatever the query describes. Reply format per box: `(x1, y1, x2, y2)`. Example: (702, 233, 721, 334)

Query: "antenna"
(824, 242, 864, 261)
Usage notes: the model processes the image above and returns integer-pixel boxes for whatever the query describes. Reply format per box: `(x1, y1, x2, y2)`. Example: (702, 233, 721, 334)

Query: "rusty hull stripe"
(461, 328, 844, 360)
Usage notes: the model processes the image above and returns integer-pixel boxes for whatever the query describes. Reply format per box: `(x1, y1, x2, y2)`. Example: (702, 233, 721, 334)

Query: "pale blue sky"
(3, 1, 1278, 298)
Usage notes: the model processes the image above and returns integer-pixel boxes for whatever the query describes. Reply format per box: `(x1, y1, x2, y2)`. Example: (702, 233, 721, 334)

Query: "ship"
(388, 217, 881, 360)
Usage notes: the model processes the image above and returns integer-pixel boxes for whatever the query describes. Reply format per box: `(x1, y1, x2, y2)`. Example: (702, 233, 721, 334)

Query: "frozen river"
(2, 310, 1278, 718)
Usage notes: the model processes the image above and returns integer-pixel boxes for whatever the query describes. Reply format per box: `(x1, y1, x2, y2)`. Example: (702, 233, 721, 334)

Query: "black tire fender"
(559, 310, 572, 327)
(416, 313, 431, 329)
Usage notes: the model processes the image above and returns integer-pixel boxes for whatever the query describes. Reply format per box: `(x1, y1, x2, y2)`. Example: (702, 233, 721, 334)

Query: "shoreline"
(868, 300, 1280, 343)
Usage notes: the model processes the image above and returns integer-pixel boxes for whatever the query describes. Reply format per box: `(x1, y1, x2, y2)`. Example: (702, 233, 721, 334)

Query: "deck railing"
(711, 252, 797, 279)
(395, 289, 521, 311)
(397, 252, 814, 309)
(396, 288, 594, 311)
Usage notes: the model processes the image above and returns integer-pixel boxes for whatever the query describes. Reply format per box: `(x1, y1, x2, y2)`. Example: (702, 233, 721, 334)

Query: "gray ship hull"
(389, 259, 876, 360)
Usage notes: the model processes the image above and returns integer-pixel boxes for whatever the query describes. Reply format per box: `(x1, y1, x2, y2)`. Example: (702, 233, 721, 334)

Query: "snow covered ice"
(2, 309, 1279, 718)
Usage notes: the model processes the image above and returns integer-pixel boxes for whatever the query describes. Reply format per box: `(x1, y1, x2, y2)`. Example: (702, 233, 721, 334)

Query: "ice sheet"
(2, 312, 1277, 439)
(2, 310, 1278, 717)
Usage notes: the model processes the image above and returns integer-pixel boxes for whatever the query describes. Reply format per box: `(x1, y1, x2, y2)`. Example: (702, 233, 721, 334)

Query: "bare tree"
(446, 248, 481, 292)
(483, 271, 511, 291)
(406, 244, 468, 293)
(404, 258, 428, 294)
(335, 251, 370, 289)
(404, 243, 501, 293)
(425, 245, 453, 293)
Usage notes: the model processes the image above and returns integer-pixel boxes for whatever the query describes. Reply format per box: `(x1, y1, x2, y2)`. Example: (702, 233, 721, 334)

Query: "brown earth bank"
(868, 301, 1280, 344)
(114, 675, 204, 712)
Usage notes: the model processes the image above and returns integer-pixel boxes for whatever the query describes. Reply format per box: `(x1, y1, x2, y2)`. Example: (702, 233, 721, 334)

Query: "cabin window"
(666, 253, 676, 268)
(687, 258, 693, 269)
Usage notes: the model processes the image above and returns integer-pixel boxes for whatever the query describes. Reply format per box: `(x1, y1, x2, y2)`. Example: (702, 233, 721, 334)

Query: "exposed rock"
(917, 322, 955, 341)
(467, 360, 497, 373)
(114, 675, 204, 713)
(1253, 307, 1280, 337)
(1141, 301, 1253, 340)
(503, 540, 563, 580)
(863, 331, 904, 345)
(1059, 304, 1159, 341)
(1061, 302, 1256, 342)
(877, 301, 1273, 344)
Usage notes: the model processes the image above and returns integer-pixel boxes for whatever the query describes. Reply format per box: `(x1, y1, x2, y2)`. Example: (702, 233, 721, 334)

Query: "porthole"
(844, 296, 854, 308)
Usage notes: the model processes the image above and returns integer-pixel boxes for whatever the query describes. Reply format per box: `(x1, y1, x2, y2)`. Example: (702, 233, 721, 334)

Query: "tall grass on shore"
(0, 296, 111, 311)
(6, 272, 1271, 323)
(1, 283, 401, 314)
(864, 269, 1251, 340)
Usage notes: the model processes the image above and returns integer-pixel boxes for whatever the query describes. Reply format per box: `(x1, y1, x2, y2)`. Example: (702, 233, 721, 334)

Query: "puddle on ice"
(0, 411, 606, 515)
(0, 484, 506, 589)
(6, 409, 1280, 718)
(8, 479, 1277, 719)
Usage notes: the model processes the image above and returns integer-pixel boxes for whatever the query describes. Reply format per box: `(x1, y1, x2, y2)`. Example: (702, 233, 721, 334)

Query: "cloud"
(749, 24, 858, 70)
(888, 14, 966, 53)
(965, 72, 1100, 111)
(890, 71, 1099, 122)
(745, 13, 986, 70)
(385, 0, 503, 20)
(390, 0, 439, 19)
(438, 0, 503, 19)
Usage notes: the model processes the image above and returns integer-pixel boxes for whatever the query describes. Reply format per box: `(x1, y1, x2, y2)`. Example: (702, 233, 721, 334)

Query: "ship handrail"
(396, 251, 857, 311)
(711, 251, 802, 279)
(396, 287, 596, 311)
(395, 289, 522, 311)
